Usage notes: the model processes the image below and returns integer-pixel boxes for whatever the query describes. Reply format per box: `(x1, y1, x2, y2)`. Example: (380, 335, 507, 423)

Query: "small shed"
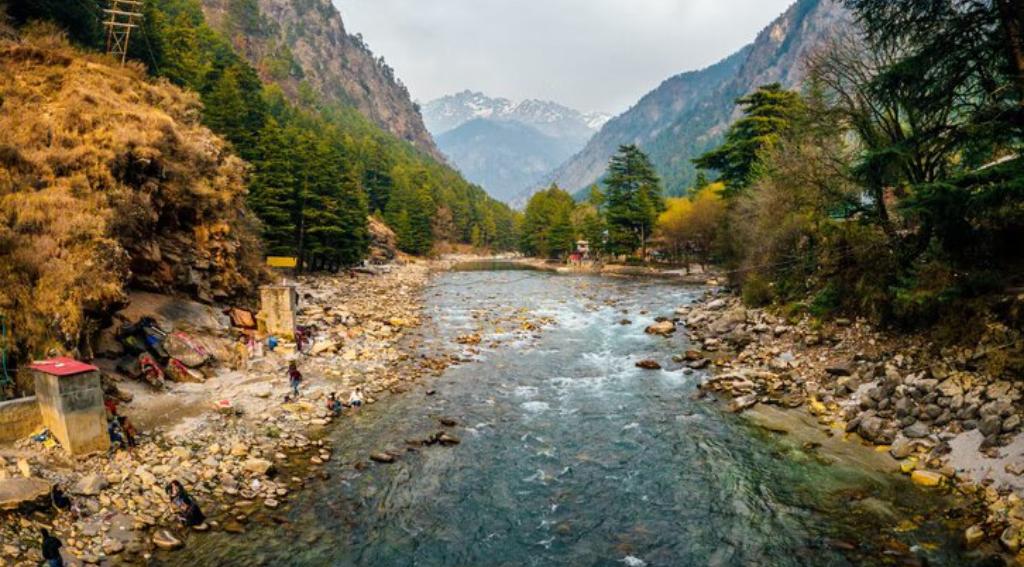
(29, 357, 109, 456)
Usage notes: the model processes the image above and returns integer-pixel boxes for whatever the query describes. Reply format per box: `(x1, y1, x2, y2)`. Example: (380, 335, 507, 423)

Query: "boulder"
(903, 422, 931, 439)
(0, 477, 52, 510)
(644, 321, 676, 336)
(73, 472, 108, 496)
(890, 438, 916, 459)
(708, 306, 747, 336)
(166, 359, 205, 383)
(242, 459, 275, 476)
(165, 332, 212, 368)
(980, 415, 1003, 437)
(937, 379, 963, 398)
(858, 416, 887, 443)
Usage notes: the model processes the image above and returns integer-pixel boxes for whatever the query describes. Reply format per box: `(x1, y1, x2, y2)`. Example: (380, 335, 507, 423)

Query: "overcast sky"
(336, 0, 795, 114)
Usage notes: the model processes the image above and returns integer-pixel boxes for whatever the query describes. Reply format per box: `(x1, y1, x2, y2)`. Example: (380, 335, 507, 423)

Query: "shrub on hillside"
(0, 28, 263, 358)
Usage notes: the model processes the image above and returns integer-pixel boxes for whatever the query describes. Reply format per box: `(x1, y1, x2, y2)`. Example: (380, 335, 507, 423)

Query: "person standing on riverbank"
(288, 362, 303, 397)
(40, 528, 63, 567)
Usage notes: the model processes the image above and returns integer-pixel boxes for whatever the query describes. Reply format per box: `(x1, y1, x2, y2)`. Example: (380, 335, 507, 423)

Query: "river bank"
(0, 261, 451, 566)
(680, 289, 1024, 560)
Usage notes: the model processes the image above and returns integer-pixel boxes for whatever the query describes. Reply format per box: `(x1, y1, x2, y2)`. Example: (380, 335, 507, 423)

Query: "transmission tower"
(103, 0, 144, 65)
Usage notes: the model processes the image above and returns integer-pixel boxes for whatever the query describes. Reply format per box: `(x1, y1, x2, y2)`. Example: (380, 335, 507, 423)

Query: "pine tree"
(248, 117, 296, 256)
(603, 145, 665, 258)
(693, 84, 803, 197)
(521, 185, 576, 258)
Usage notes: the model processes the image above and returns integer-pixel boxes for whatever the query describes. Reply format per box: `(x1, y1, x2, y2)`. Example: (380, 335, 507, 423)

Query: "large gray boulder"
(0, 477, 53, 510)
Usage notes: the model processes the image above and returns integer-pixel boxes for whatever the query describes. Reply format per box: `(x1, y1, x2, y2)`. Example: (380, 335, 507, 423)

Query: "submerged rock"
(635, 360, 662, 370)
(644, 321, 676, 336)
(370, 452, 395, 464)
(152, 529, 183, 550)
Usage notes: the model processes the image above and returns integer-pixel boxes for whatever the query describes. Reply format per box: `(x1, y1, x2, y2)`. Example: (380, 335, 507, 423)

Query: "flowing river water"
(157, 264, 979, 566)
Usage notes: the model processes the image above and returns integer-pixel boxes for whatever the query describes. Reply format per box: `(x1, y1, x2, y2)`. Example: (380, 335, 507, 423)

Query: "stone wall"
(0, 397, 41, 443)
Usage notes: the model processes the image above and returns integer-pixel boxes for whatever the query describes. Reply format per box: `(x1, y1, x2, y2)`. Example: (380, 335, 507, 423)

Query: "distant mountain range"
(533, 0, 851, 201)
(422, 91, 610, 203)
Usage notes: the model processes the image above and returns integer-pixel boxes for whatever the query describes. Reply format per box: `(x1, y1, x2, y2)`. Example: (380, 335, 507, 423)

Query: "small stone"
(910, 470, 944, 487)
(903, 422, 930, 439)
(264, 498, 279, 509)
(224, 521, 245, 534)
(370, 452, 395, 464)
(825, 365, 852, 377)
(965, 525, 985, 549)
(438, 433, 461, 446)
(635, 360, 662, 370)
(1002, 526, 1021, 553)
(152, 529, 183, 550)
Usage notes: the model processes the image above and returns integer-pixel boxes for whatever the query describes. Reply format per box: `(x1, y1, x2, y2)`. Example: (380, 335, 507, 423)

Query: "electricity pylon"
(103, 0, 144, 65)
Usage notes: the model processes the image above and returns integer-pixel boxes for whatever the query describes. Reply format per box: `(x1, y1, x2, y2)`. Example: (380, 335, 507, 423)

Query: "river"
(156, 264, 975, 566)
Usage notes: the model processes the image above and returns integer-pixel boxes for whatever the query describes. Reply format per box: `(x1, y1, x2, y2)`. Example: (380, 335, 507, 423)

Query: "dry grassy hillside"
(0, 26, 263, 358)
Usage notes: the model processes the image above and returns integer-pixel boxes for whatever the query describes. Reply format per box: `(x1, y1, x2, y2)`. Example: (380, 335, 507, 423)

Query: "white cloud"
(336, 0, 794, 113)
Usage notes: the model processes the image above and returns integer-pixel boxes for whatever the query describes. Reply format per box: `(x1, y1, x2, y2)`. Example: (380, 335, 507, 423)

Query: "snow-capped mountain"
(421, 90, 610, 204)
(422, 90, 609, 142)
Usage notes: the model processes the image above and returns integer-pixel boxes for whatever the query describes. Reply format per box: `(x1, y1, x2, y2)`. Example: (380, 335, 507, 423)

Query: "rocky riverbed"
(680, 289, 1024, 560)
(0, 262, 450, 566)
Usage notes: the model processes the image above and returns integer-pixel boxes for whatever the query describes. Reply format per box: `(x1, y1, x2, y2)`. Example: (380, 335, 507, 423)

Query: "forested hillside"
(5, 0, 518, 260)
(199, 0, 442, 161)
(547, 0, 849, 197)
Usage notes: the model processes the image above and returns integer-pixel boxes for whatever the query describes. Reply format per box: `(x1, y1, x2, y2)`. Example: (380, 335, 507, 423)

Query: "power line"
(140, 21, 161, 76)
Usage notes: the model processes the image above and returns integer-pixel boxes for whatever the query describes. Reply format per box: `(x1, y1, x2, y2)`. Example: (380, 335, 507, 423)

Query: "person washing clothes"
(348, 387, 364, 407)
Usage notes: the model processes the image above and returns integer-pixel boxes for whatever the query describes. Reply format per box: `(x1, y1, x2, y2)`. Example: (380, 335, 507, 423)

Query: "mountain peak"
(542, 0, 850, 198)
(422, 91, 609, 140)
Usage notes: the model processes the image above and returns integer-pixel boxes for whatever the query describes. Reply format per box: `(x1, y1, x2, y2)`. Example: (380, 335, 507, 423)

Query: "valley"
(1, 0, 1022, 566)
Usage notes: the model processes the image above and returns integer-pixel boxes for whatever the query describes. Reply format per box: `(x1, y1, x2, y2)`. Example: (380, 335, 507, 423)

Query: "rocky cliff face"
(200, 0, 442, 160)
(542, 0, 850, 198)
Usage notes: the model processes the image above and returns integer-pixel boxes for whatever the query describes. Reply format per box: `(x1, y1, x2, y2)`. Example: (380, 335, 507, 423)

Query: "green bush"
(741, 273, 774, 307)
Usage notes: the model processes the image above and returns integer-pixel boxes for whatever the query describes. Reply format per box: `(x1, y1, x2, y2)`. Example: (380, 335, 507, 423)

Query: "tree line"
(521, 144, 669, 261)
